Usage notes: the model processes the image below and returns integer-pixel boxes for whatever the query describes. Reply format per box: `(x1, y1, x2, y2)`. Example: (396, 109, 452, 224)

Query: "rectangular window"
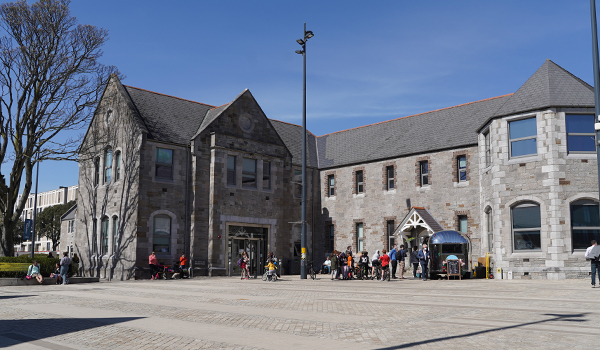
(328, 175, 335, 196)
(386, 166, 394, 190)
(115, 151, 121, 181)
(509, 117, 537, 158)
(356, 223, 364, 252)
(104, 149, 112, 183)
(420, 161, 429, 186)
(112, 216, 119, 254)
(458, 215, 468, 233)
(153, 215, 171, 253)
(227, 155, 236, 185)
(46, 242, 50, 251)
(101, 218, 109, 255)
(457, 155, 467, 182)
(242, 158, 257, 188)
(92, 219, 98, 254)
(294, 169, 302, 197)
(355, 170, 364, 194)
(484, 132, 491, 167)
(156, 148, 173, 180)
(387, 220, 395, 251)
(327, 225, 335, 253)
(512, 204, 541, 250)
(571, 202, 600, 250)
(566, 114, 595, 153)
(263, 161, 271, 190)
(94, 158, 100, 186)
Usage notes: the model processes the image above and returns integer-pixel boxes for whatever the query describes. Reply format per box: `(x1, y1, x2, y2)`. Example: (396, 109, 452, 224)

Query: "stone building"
(75, 59, 598, 280)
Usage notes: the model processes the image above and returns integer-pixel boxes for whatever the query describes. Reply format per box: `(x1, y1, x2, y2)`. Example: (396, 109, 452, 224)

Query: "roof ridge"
(546, 59, 594, 91)
(269, 118, 318, 137)
(318, 93, 513, 138)
(124, 85, 216, 108)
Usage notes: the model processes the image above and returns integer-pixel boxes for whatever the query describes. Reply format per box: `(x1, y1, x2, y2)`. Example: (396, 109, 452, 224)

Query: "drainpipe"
(185, 143, 191, 277)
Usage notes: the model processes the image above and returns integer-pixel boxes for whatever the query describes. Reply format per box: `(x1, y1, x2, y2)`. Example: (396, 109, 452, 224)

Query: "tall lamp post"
(592, 0, 600, 228)
(295, 23, 314, 279)
(30, 154, 40, 259)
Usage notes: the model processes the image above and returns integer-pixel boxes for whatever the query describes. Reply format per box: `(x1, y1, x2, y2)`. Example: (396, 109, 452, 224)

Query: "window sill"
(385, 189, 396, 195)
(417, 185, 431, 191)
(566, 153, 596, 160)
(506, 155, 541, 165)
(353, 193, 365, 198)
(509, 251, 544, 258)
(454, 181, 470, 188)
(325, 196, 336, 201)
(155, 178, 175, 184)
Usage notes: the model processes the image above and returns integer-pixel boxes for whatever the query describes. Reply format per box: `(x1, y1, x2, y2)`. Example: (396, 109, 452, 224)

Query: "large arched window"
(101, 217, 109, 255)
(571, 200, 600, 250)
(104, 148, 113, 183)
(511, 202, 541, 250)
(153, 215, 171, 253)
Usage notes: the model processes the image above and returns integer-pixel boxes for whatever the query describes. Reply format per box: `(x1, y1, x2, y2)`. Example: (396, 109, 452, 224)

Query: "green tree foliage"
(0, 0, 119, 256)
(37, 200, 74, 251)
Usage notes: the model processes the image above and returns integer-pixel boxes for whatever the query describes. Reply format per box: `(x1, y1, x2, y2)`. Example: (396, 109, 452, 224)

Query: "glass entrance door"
(228, 225, 268, 277)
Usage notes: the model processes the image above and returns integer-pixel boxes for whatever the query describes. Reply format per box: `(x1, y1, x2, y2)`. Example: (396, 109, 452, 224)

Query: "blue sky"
(12, 0, 597, 193)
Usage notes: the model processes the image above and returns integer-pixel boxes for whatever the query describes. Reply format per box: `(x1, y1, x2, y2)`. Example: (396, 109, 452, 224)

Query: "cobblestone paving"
(0, 276, 598, 349)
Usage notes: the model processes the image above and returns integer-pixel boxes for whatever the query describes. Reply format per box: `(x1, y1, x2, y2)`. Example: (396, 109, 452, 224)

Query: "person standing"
(410, 246, 419, 279)
(417, 244, 430, 281)
(149, 251, 159, 280)
(179, 253, 188, 276)
(397, 244, 407, 279)
(379, 249, 390, 281)
(586, 240, 600, 287)
(390, 244, 398, 279)
(59, 252, 71, 285)
(330, 251, 338, 280)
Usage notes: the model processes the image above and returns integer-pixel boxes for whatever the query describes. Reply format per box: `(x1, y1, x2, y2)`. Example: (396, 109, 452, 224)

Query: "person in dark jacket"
(330, 251, 338, 280)
(410, 246, 419, 278)
(417, 244, 430, 281)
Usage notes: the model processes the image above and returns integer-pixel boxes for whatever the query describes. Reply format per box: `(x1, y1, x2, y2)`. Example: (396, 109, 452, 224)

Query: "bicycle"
(308, 262, 318, 280)
(262, 269, 278, 281)
(371, 264, 381, 281)
(356, 264, 369, 280)
(381, 265, 390, 281)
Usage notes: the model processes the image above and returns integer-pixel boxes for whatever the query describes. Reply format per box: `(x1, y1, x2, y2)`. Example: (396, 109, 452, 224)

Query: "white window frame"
(386, 166, 394, 190)
(328, 175, 335, 196)
(484, 132, 491, 167)
(511, 202, 541, 251)
(355, 170, 364, 194)
(508, 117, 537, 159)
(420, 161, 429, 186)
(566, 114, 596, 154)
(356, 222, 364, 252)
(457, 155, 467, 182)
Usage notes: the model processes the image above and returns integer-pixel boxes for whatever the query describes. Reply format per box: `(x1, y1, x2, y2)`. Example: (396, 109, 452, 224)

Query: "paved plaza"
(0, 274, 597, 349)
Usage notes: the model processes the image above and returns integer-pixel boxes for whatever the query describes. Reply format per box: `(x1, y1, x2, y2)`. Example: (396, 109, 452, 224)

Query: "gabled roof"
(395, 207, 444, 235)
(491, 59, 594, 118)
(124, 86, 215, 145)
(60, 204, 77, 221)
(269, 120, 319, 167)
(316, 94, 511, 169)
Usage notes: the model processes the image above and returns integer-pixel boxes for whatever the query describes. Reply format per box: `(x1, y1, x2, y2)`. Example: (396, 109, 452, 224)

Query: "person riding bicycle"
(371, 250, 381, 277)
(358, 251, 370, 279)
(379, 249, 391, 281)
(265, 260, 276, 281)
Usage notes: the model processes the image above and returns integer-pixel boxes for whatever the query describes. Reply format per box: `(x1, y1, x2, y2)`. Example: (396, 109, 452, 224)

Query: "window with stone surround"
(294, 169, 302, 197)
(94, 157, 100, 187)
(509, 117, 537, 158)
(484, 132, 491, 167)
(227, 155, 236, 186)
(263, 161, 271, 190)
(387, 220, 395, 251)
(156, 148, 174, 180)
(485, 207, 493, 252)
(511, 202, 541, 250)
(356, 222, 364, 252)
(101, 217, 109, 255)
(104, 148, 112, 184)
(356, 170, 364, 194)
(457, 155, 467, 182)
(242, 158, 257, 188)
(420, 161, 429, 186)
(115, 151, 121, 181)
(112, 216, 119, 254)
(566, 114, 595, 154)
(153, 215, 171, 253)
(92, 218, 98, 254)
(386, 166, 394, 190)
(458, 215, 468, 233)
(327, 174, 335, 196)
(570, 200, 600, 250)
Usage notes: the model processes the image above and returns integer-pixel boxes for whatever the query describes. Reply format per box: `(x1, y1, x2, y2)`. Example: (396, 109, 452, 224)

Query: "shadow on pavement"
(0, 295, 34, 300)
(375, 313, 588, 349)
(0, 316, 144, 348)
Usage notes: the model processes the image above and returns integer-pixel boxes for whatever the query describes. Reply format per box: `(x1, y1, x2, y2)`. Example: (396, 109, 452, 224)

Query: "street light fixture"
(295, 23, 314, 280)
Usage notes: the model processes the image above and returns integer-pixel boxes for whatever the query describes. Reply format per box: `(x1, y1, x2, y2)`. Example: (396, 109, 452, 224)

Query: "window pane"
(263, 161, 271, 189)
(227, 156, 235, 170)
(573, 230, 600, 250)
(511, 138, 537, 157)
(421, 162, 428, 174)
(243, 158, 256, 173)
(567, 135, 595, 152)
(509, 118, 537, 139)
(156, 165, 173, 179)
(571, 204, 600, 227)
(329, 176, 334, 186)
(566, 114, 594, 133)
(105, 150, 112, 167)
(358, 240, 364, 251)
(157, 148, 173, 164)
(357, 223, 363, 238)
(356, 171, 363, 183)
(154, 216, 171, 234)
(459, 170, 467, 181)
(422, 175, 428, 186)
(512, 206, 541, 229)
(459, 217, 467, 233)
(514, 231, 541, 250)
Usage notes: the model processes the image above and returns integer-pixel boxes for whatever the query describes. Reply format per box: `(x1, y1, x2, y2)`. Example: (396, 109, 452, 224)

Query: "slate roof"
(124, 86, 215, 145)
(60, 204, 77, 221)
(414, 207, 444, 232)
(316, 94, 512, 169)
(269, 120, 319, 167)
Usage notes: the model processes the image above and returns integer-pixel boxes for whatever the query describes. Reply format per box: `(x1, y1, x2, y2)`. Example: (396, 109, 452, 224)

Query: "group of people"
(323, 243, 432, 281)
(26, 252, 76, 285)
(148, 251, 188, 280)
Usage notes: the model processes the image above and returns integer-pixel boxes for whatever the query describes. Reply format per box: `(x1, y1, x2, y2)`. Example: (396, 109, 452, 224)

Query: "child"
(265, 260, 276, 281)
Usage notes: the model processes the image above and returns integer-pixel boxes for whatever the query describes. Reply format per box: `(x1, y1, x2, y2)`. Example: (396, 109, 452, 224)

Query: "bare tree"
(0, 0, 119, 256)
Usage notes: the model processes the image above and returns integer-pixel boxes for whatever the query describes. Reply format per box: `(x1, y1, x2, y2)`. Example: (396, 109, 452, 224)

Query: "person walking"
(149, 251, 159, 280)
(59, 252, 71, 285)
(330, 252, 338, 279)
(586, 240, 600, 287)
(72, 253, 80, 277)
(417, 244, 430, 281)
(397, 244, 407, 279)
(410, 246, 419, 279)
(390, 244, 398, 279)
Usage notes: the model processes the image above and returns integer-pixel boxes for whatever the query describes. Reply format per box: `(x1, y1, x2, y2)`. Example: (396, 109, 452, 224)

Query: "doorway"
(228, 224, 268, 277)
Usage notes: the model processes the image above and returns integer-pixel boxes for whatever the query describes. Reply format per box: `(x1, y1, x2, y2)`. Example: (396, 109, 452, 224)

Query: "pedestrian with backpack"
(397, 244, 407, 279)
(390, 244, 398, 278)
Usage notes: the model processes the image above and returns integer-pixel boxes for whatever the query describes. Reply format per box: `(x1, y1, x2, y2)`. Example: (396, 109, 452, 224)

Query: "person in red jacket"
(379, 249, 390, 281)
(179, 253, 188, 277)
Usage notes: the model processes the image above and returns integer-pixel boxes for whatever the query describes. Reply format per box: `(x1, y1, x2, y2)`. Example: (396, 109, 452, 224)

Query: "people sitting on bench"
(27, 261, 43, 284)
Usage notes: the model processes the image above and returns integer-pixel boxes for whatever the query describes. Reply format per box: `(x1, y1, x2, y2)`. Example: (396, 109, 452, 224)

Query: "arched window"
(153, 215, 171, 253)
(101, 217, 109, 255)
(485, 207, 493, 253)
(92, 218, 98, 254)
(112, 216, 119, 254)
(94, 158, 100, 186)
(104, 148, 112, 183)
(511, 202, 541, 250)
(115, 151, 121, 181)
(571, 200, 600, 250)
